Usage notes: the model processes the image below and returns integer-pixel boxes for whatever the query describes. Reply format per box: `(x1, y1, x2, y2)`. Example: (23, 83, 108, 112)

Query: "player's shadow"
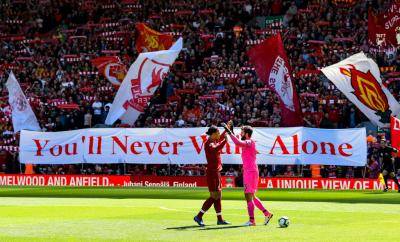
(166, 225, 204, 230)
(166, 225, 246, 231)
(199, 225, 246, 230)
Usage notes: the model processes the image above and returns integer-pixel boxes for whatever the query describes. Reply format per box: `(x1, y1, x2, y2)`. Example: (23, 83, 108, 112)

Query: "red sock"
(254, 197, 270, 216)
(247, 200, 255, 223)
(213, 198, 223, 221)
(197, 197, 214, 219)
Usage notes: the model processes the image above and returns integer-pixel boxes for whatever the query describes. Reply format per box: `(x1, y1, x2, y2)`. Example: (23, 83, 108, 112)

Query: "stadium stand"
(0, 0, 399, 178)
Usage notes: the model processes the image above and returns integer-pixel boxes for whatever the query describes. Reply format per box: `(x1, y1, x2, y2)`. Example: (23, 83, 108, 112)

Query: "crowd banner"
(258, 177, 397, 190)
(368, 1, 400, 46)
(20, 127, 367, 166)
(0, 174, 131, 187)
(129, 175, 235, 188)
(391, 116, 400, 155)
(0, 175, 396, 190)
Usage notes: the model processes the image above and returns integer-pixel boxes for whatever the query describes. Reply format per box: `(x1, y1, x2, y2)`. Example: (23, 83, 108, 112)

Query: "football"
(278, 216, 290, 228)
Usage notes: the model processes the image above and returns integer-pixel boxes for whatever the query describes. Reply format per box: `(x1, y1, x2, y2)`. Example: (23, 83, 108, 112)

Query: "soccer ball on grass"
(278, 216, 290, 228)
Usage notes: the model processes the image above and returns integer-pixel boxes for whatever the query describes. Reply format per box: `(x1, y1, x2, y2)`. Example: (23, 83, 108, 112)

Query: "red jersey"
(204, 131, 227, 173)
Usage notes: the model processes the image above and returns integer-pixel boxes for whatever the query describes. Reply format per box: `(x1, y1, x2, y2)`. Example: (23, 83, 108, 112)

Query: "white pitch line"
(159, 206, 181, 211)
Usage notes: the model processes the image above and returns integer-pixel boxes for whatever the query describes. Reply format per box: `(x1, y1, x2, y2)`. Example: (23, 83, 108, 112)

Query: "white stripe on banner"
(19, 127, 367, 166)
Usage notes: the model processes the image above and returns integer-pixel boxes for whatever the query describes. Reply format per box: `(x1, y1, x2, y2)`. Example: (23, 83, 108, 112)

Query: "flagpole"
(168, 157, 171, 176)
(362, 165, 367, 179)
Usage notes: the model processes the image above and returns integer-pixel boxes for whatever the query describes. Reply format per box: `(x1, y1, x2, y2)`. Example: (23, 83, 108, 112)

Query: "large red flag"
(390, 116, 400, 155)
(91, 56, 127, 86)
(247, 33, 303, 127)
(368, 10, 390, 46)
(368, 2, 400, 47)
(135, 23, 173, 53)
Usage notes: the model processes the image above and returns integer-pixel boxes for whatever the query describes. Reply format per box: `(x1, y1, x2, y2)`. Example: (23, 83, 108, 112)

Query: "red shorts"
(207, 171, 221, 192)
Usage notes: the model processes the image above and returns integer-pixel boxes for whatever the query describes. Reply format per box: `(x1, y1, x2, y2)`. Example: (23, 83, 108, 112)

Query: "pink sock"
(254, 197, 270, 216)
(247, 200, 255, 222)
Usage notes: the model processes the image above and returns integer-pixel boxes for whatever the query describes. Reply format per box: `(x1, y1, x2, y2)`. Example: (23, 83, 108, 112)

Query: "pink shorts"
(243, 171, 259, 194)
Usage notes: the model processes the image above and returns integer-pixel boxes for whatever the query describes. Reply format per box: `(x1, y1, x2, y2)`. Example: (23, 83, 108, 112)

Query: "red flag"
(368, 2, 400, 47)
(135, 23, 173, 53)
(247, 33, 303, 127)
(91, 56, 127, 86)
(368, 10, 389, 47)
(390, 116, 400, 156)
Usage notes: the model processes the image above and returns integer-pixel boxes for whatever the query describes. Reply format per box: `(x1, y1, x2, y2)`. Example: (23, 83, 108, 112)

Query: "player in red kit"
(194, 125, 230, 226)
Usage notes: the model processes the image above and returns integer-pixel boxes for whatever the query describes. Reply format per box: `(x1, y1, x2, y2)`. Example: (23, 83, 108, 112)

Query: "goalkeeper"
(223, 121, 273, 226)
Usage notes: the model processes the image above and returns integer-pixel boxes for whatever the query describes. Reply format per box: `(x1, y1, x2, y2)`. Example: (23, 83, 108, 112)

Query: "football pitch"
(0, 187, 399, 242)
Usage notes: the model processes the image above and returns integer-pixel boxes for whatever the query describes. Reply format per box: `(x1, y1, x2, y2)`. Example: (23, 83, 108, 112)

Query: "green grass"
(0, 187, 399, 242)
(0, 187, 399, 204)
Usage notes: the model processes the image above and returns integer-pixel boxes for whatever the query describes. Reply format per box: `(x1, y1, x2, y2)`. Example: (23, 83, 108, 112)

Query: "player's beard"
(241, 134, 246, 141)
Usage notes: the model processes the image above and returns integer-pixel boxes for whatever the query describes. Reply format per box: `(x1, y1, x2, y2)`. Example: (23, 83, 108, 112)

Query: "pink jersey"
(229, 134, 258, 172)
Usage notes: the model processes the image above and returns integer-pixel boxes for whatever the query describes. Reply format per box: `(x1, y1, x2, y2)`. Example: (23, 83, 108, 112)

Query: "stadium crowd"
(0, 0, 399, 178)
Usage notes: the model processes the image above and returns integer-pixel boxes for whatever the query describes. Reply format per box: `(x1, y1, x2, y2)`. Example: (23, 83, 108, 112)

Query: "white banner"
(20, 127, 367, 166)
(321, 52, 400, 127)
(105, 38, 183, 125)
(6, 71, 41, 133)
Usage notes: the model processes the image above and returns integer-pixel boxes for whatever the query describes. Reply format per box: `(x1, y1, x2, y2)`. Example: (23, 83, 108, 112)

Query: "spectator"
(320, 113, 334, 129)
(92, 98, 103, 125)
(284, 166, 295, 177)
(367, 156, 380, 179)
(327, 165, 337, 178)
(102, 106, 110, 124)
(84, 110, 92, 128)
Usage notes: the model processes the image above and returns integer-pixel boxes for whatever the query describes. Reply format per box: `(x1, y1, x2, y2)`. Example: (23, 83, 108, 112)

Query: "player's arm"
(210, 137, 228, 151)
(221, 122, 251, 147)
(229, 133, 251, 147)
(218, 130, 227, 142)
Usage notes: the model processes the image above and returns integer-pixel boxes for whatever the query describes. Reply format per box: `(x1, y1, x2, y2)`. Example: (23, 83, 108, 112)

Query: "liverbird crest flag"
(91, 56, 127, 86)
(6, 71, 41, 133)
(321, 52, 400, 127)
(105, 38, 183, 125)
(135, 23, 174, 53)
